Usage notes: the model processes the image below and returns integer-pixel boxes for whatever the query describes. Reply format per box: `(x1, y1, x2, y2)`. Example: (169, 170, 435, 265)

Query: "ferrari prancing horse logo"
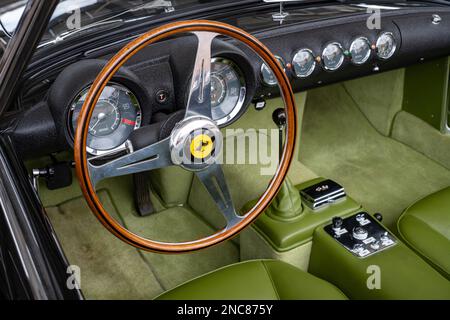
(190, 134, 214, 159)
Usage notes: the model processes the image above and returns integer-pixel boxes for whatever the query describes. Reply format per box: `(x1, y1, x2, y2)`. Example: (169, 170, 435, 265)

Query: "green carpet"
(109, 199, 240, 291)
(45, 191, 164, 300)
(44, 176, 239, 299)
(299, 83, 450, 230)
(392, 111, 450, 170)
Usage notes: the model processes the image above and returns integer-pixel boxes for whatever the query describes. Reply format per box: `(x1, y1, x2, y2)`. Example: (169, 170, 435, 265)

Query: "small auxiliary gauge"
(349, 37, 371, 65)
(260, 56, 286, 86)
(376, 32, 397, 60)
(292, 49, 316, 78)
(322, 42, 344, 71)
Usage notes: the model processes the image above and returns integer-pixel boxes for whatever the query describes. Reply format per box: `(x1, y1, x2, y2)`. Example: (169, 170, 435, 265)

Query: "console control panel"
(324, 212, 396, 258)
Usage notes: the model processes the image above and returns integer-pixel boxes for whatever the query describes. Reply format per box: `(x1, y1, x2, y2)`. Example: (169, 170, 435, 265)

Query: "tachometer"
(210, 57, 246, 126)
(69, 83, 141, 155)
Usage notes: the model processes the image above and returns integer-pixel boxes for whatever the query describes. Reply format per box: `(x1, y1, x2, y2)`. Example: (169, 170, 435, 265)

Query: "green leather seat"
(398, 187, 450, 279)
(157, 260, 347, 300)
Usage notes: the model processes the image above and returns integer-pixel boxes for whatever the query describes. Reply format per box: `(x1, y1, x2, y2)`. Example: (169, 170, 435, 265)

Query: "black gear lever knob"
(272, 108, 286, 128)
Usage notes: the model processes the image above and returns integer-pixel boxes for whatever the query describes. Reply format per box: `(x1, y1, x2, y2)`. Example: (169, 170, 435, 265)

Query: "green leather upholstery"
(398, 187, 450, 279)
(157, 260, 347, 300)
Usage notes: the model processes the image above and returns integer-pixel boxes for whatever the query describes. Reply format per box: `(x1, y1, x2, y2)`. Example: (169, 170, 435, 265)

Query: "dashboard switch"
(352, 227, 368, 240)
(254, 99, 266, 111)
(332, 216, 344, 236)
(156, 89, 169, 104)
(370, 241, 381, 250)
(374, 213, 383, 222)
(325, 212, 396, 258)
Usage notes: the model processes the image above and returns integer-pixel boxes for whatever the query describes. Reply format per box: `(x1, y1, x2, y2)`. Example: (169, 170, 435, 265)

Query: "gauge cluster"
(12, 7, 450, 160)
(63, 55, 250, 156)
(43, 29, 400, 158)
(259, 31, 398, 87)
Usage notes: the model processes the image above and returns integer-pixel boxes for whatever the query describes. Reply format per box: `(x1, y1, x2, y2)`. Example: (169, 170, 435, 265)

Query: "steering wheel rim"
(74, 20, 297, 253)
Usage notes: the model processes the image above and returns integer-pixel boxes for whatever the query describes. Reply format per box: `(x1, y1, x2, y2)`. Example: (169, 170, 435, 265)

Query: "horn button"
(170, 116, 223, 171)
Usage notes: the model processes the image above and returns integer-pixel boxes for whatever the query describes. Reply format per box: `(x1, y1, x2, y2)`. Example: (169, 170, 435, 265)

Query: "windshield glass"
(0, 0, 234, 49)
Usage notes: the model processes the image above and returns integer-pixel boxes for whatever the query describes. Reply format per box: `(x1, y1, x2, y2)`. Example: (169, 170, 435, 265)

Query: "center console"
(240, 177, 362, 270)
(240, 177, 450, 299)
(309, 212, 450, 299)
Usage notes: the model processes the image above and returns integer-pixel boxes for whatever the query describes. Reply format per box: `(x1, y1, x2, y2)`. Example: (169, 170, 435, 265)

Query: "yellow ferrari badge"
(190, 134, 214, 159)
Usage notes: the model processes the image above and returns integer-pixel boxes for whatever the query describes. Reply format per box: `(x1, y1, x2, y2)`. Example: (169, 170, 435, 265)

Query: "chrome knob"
(352, 227, 368, 240)
(432, 14, 442, 25)
(370, 241, 380, 250)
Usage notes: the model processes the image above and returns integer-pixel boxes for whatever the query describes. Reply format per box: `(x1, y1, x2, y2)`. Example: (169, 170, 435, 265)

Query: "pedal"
(133, 172, 154, 217)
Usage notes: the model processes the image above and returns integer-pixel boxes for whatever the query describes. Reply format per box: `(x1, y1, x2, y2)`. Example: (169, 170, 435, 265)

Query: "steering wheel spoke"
(195, 163, 243, 228)
(184, 31, 219, 119)
(88, 138, 172, 186)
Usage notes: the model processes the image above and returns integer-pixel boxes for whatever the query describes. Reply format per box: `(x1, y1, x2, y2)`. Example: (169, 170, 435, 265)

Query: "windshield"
(0, 0, 236, 49)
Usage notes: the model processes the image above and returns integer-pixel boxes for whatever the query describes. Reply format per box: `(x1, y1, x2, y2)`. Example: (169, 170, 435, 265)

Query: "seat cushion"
(156, 260, 347, 300)
(398, 187, 450, 279)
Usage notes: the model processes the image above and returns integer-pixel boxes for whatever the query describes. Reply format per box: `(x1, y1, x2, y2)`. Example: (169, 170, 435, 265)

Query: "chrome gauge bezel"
(260, 55, 286, 87)
(68, 82, 142, 156)
(292, 48, 316, 78)
(321, 42, 345, 71)
(211, 57, 247, 126)
(349, 36, 372, 65)
(376, 32, 397, 60)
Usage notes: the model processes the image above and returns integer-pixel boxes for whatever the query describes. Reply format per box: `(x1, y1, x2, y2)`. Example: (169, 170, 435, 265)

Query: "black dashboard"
(3, 3, 450, 159)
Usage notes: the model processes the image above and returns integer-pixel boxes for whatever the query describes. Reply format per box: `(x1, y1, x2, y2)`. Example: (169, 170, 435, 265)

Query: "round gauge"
(322, 42, 345, 71)
(260, 56, 285, 86)
(211, 73, 227, 108)
(350, 37, 371, 65)
(69, 83, 142, 155)
(292, 49, 316, 78)
(376, 32, 396, 60)
(210, 57, 246, 126)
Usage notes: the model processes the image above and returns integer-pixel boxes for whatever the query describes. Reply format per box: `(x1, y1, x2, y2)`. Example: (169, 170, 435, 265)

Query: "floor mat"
(299, 83, 450, 230)
(94, 175, 240, 292)
(45, 178, 239, 299)
(45, 191, 164, 300)
(120, 206, 240, 291)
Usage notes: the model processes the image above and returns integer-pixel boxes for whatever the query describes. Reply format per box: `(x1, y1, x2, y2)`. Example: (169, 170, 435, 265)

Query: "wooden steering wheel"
(74, 20, 297, 253)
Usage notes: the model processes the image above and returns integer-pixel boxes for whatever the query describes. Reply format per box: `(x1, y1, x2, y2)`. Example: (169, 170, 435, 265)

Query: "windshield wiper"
(39, 0, 175, 48)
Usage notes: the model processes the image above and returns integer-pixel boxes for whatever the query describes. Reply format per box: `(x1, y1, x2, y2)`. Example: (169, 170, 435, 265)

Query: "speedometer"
(69, 83, 141, 155)
(210, 57, 246, 126)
